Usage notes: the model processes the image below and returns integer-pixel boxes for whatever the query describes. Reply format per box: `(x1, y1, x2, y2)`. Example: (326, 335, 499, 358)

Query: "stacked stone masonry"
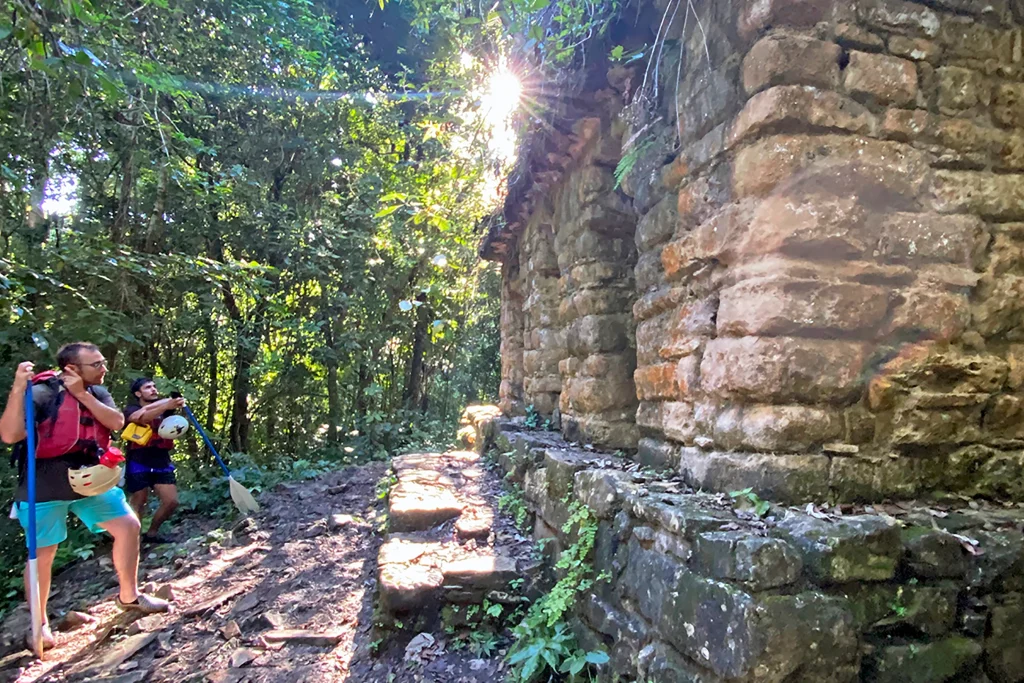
(484, 0, 1024, 504)
(469, 414, 1024, 683)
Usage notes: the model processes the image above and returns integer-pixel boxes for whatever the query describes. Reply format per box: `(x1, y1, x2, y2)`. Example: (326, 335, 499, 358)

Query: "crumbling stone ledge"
(466, 409, 1024, 683)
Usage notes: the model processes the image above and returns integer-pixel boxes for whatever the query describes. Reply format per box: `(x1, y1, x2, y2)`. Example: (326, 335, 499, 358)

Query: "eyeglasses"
(82, 360, 108, 369)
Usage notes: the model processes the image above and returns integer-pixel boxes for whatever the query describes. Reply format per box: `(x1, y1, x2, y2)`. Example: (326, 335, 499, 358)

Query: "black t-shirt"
(15, 384, 117, 503)
(122, 404, 174, 469)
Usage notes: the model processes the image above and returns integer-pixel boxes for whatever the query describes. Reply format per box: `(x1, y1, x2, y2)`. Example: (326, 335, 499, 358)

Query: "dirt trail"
(0, 457, 516, 683)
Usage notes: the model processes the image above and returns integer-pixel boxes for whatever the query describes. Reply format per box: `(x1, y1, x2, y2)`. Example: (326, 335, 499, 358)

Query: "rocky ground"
(0, 454, 521, 683)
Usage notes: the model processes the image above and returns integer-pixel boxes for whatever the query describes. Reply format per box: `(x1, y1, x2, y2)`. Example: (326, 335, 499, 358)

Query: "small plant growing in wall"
(524, 404, 541, 429)
(729, 487, 771, 517)
(506, 499, 610, 682)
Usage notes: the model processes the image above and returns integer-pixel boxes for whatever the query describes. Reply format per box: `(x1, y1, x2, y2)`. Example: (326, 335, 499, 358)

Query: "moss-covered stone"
(774, 512, 901, 583)
(693, 531, 803, 591)
(985, 593, 1024, 683)
(836, 582, 958, 636)
(901, 527, 969, 579)
(869, 636, 982, 683)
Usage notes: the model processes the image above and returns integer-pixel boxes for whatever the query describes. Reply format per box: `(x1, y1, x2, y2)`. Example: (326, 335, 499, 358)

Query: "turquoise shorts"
(15, 487, 134, 548)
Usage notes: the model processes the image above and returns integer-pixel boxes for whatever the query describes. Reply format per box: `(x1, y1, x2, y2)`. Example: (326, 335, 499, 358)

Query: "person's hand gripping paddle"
(24, 384, 44, 658)
(180, 403, 259, 514)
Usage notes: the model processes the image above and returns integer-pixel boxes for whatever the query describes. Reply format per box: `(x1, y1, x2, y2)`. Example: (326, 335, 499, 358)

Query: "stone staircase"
(376, 450, 532, 628)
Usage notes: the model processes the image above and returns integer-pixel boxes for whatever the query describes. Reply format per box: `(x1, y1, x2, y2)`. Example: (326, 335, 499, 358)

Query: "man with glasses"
(0, 342, 168, 652)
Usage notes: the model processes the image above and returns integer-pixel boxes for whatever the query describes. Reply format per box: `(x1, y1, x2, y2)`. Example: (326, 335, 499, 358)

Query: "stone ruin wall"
(486, 0, 1024, 505)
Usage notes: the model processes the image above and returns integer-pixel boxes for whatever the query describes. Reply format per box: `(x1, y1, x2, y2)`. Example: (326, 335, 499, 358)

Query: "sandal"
(115, 593, 170, 615)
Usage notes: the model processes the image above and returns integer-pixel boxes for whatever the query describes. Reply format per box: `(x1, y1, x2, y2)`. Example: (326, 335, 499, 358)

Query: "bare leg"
(98, 514, 142, 603)
(129, 489, 149, 522)
(146, 484, 178, 536)
(24, 545, 57, 647)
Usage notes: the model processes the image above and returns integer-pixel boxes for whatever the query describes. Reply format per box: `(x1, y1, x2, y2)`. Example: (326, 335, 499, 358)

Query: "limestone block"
(717, 277, 888, 336)
(869, 637, 982, 683)
(931, 171, 1024, 221)
(738, 404, 844, 452)
(637, 641, 723, 683)
(636, 196, 679, 252)
(966, 530, 1024, 590)
(774, 512, 901, 583)
(635, 363, 678, 401)
(844, 50, 919, 105)
(742, 35, 841, 94)
(993, 82, 1024, 128)
(693, 531, 803, 590)
(635, 246, 666, 291)
(662, 401, 699, 444)
(733, 134, 930, 200)
(730, 86, 876, 146)
(566, 376, 636, 414)
(901, 528, 970, 579)
(858, 0, 941, 38)
(700, 337, 868, 404)
(573, 469, 630, 519)
(884, 288, 970, 343)
(889, 36, 941, 62)
(836, 582, 958, 635)
(678, 449, 832, 502)
(636, 401, 664, 430)
(985, 594, 1024, 683)
(937, 21, 1013, 61)
(565, 314, 631, 356)
(936, 66, 989, 111)
(876, 212, 986, 267)
(675, 355, 700, 397)
(738, 0, 837, 41)
(636, 437, 681, 470)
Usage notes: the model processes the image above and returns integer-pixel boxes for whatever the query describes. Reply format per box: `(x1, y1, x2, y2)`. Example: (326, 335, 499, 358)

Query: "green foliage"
(497, 484, 530, 532)
(506, 499, 608, 682)
(729, 487, 771, 518)
(614, 135, 656, 190)
(524, 404, 541, 429)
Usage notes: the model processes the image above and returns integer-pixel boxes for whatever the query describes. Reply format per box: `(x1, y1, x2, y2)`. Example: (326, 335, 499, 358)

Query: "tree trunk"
(205, 320, 218, 433)
(111, 146, 134, 244)
(403, 295, 430, 411)
(144, 161, 169, 252)
(229, 339, 254, 453)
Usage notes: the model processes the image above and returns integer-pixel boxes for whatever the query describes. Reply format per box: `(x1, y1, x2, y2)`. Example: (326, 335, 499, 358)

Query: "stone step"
(377, 449, 527, 625)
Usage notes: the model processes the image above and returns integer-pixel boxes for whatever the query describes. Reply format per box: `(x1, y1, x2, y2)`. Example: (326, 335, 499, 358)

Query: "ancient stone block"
(931, 171, 1024, 221)
(738, 404, 844, 452)
(636, 196, 679, 252)
(717, 277, 888, 336)
(733, 134, 930, 200)
(875, 212, 986, 266)
(889, 36, 940, 62)
(636, 400, 663, 430)
(637, 641, 724, 683)
(993, 82, 1024, 128)
(566, 376, 637, 414)
(700, 337, 868, 404)
(844, 51, 919, 105)
(635, 363, 678, 401)
(885, 288, 970, 343)
(694, 531, 803, 590)
(986, 594, 1024, 683)
(636, 436, 681, 470)
(837, 582, 958, 635)
(574, 468, 630, 518)
(635, 246, 666, 291)
(678, 449, 832, 502)
(662, 401, 699, 444)
(774, 512, 901, 583)
(623, 538, 683, 626)
(869, 637, 982, 683)
(742, 35, 841, 94)
(966, 530, 1024, 590)
(564, 314, 631, 355)
(730, 86, 875, 145)
(902, 527, 970, 579)
(738, 0, 837, 42)
(936, 66, 988, 111)
(937, 20, 1013, 61)
(859, 0, 941, 37)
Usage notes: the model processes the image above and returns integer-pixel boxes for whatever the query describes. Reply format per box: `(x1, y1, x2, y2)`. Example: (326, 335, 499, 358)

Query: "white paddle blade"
(228, 477, 260, 514)
(27, 559, 43, 658)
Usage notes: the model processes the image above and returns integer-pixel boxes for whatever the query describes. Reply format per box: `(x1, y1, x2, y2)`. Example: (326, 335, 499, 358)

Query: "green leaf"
(375, 205, 400, 217)
(0, 27, 11, 41)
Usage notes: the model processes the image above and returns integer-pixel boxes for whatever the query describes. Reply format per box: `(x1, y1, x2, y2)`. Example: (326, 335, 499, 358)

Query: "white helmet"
(68, 464, 124, 497)
(158, 415, 189, 440)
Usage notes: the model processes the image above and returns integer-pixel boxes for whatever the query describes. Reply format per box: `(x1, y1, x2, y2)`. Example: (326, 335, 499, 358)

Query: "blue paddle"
(24, 385, 43, 657)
